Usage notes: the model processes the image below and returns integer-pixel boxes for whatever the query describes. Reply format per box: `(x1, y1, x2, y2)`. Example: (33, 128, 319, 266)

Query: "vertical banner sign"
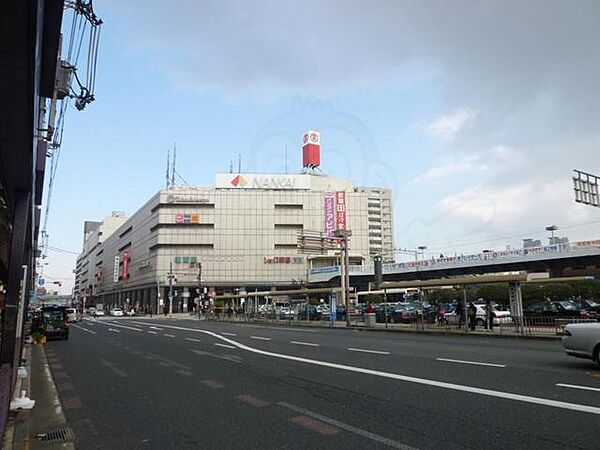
(335, 191, 347, 230)
(113, 256, 120, 283)
(122, 251, 129, 280)
(324, 192, 336, 236)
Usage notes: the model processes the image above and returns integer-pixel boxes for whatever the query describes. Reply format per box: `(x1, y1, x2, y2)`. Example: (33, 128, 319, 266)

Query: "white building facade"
(74, 173, 394, 311)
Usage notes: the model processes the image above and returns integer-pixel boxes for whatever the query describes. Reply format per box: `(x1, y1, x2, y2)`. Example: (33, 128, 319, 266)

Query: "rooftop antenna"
(238, 154, 242, 174)
(285, 144, 288, 174)
(166, 148, 171, 189)
(171, 143, 176, 187)
(229, 160, 233, 173)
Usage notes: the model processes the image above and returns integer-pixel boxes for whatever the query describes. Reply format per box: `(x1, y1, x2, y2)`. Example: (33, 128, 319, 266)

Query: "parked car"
(35, 306, 70, 340)
(442, 304, 511, 327)
(65, 307, 78, 323)
(110, 307, 124, 317)
(279, 307, 295, 320)
(524, 301, 587, 324)
(562, 322, 600, 367)
(570, 299, 600, 319)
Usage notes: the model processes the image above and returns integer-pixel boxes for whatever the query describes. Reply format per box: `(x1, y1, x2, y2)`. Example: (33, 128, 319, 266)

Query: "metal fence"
(189, 309, 598, 336)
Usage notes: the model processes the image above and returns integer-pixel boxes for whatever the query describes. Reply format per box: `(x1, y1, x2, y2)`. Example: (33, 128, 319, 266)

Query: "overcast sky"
(45, 0, 600, 293)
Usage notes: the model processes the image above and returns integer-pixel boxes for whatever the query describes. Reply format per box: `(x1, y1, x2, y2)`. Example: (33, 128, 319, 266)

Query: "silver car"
(562, 322, 600, 367)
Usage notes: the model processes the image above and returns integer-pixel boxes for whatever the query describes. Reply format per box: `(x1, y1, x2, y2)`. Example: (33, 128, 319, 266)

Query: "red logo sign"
(175, 214, 184, 224)
(310, 132, 319, 143)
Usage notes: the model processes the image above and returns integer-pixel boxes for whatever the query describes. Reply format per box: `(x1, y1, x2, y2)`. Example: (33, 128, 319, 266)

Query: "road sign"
(37, 278, 45, 286)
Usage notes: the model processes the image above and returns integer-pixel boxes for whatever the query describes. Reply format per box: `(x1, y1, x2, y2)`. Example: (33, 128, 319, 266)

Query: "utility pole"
(333, 229, 352, 327)
(168, 262, 174, 316)
(197, 262, 202, 317)
(343, 231, 351, 327)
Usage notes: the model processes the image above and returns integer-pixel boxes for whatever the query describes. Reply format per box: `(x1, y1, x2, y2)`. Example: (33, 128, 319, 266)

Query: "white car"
(562, 322, 600, 367)
(65, 307, 78, 323)
(110, 307, 124, 317)
(94, 308, 105, 317)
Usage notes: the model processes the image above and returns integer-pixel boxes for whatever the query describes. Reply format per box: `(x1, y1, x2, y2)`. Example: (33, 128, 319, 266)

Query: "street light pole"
(197, 262, 202, 318)
(343, 231, 351, 328)
(168, 261, 173, 316)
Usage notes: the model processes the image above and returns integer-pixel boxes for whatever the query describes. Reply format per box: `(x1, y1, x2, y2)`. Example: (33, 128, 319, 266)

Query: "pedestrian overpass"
(308, 240, 600, 284)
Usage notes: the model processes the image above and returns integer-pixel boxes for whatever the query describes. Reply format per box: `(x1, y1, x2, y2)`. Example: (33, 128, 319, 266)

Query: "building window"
(274, 204, 303, 210)
(274, 224, 303, 230)
(274, 244, 298, 250)
(118, 226, 132, 239)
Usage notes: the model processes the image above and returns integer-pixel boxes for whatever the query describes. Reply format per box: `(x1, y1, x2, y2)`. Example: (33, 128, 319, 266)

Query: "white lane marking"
(436, 358, 506, 368)
(150, 326, 164, 331)
(221, 332, 237, 336)
(185, 338, 201, 343)
(147, 331, 157, 335)
(93, 321, 144, 332)
(348, 347, 390, 355)
(556, 383, 600, 393)
(290, 341, 320, 347)
(147, 353, 191, 371)
(140, 322, 600, 416)
(164, 334, 176, 338)
(278, 402, 416, 449)
(99, 357, 127, 378)
(71, 324, 96, 335)
(214, 343, 236, 349)
(250, 336, 272, 341)
(108, 328, 120, 333)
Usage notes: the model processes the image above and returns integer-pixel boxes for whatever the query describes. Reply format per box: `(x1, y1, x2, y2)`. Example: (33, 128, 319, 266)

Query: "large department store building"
(74, 171, 394, 311)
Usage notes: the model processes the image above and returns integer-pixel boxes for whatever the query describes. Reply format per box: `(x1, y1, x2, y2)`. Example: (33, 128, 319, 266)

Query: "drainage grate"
(37, 426, 75, 444)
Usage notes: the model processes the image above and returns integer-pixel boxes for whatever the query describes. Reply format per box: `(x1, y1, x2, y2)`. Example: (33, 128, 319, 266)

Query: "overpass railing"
(309, 240, 600, 283)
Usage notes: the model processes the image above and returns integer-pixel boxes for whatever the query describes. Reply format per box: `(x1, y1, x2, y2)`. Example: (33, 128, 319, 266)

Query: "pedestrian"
(485, 299, 494, 332)
(437, 304, 446, 325)
(366, 303, 374, 314)
(456, 299, 464, 329)
(468, 302, 477, 331)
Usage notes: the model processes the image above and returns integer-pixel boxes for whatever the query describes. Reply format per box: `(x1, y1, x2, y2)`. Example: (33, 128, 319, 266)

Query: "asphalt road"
(43, 317, 600, 449)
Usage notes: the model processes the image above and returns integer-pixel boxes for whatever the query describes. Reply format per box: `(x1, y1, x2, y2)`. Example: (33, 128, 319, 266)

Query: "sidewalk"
(3, 343, 74, 450)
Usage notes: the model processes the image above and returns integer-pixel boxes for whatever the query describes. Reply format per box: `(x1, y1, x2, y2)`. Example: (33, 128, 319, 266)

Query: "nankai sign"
(215, 174, 311, 190)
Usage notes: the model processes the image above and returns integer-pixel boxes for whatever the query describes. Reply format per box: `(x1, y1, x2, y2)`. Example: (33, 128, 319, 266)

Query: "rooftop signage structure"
(302, 130, 321, 169)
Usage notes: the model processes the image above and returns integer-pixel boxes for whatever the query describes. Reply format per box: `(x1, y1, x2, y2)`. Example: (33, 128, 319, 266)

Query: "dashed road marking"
(290, 341, 320, 347)
(348, 347, 390, 355)
(237, 394, 270, 408)
(222, 332, 237, 336)
(250, 336, 271, 341)
(280, 402, 415, 448)
(289, 415, 339, 436)
(71, 324, 96, 334)
(147, 331, 157, 335)
(185, 337, 201, 342)
(200, 379, 224, 389)
(164, 334, 176, 338)
(556, 383, 600, 393)
(214, 343, 236, 349)
(436, 358, 506, 368)
(108, 328, 120, 333)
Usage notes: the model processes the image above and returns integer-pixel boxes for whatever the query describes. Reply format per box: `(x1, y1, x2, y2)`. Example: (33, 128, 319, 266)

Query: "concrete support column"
(508, 281, 524, 334)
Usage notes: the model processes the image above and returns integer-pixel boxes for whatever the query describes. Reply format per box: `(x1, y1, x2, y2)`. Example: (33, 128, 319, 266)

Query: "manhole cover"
(37, 426, 75, 444)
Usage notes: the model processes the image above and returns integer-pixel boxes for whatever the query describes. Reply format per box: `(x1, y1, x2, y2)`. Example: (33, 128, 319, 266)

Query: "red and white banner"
(324, 192, 336, 236)
(122, 251, 129, 280)
(335, 191, 347, 230)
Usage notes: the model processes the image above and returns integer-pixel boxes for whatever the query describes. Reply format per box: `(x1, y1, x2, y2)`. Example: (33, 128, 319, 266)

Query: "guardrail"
(193, 309, 598, 336)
